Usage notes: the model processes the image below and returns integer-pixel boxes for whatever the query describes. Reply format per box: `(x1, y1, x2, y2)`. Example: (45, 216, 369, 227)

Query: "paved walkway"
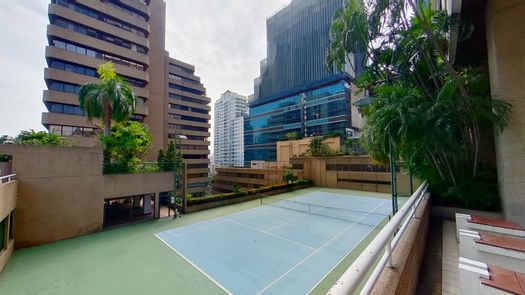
(442, 220, 459, 295)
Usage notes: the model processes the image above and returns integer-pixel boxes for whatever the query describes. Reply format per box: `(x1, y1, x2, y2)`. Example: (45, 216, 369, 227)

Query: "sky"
(0, 0, 291, 139)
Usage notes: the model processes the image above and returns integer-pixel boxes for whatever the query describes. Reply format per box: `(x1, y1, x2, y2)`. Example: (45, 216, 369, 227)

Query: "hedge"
(187, 179, 313, 206)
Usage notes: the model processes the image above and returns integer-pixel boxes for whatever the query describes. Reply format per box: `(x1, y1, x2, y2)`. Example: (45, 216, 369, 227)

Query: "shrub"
(187, 179, 313, 206)
(0, 154, 12, 162)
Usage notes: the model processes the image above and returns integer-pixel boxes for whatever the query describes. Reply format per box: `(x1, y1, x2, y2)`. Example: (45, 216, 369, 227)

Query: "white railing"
(0, 174, 17, 185)
(327, 181, 429, 295)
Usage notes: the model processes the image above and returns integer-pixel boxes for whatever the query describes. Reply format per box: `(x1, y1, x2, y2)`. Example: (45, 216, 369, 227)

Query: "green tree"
(233, 184, 242, 193)
(15, 130, 71, 146)
(283, 171, 295, 183)
(326, 0, 511, 209)
(101, 121, 151, 172)
(284, 132, 299, 141)
(344, 138, 366, 155)
(308, 137, 331, 156)
(78, 62, 136, 137)
(157, 149, 165, 170)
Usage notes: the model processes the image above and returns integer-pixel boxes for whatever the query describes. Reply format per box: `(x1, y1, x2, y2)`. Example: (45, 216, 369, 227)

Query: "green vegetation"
(283, 131, 300, 141)
(78, 62, 136, 137)
(233, 184, 242, 193)
(0, 135, 15, 144)
(157, 141, 183, 172)
(0, 154, 12, 162)
(101, 121, 152, 173)
(283, 171, 295, 183)
(187, 179, 313, 206)
(343, 138, 366, 156)
(326, 0, 512, 210)
(307, 137, 332, 156)
(14, 130, 72, 146)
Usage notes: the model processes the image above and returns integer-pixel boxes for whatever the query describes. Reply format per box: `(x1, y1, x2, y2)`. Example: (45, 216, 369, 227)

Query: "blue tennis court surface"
(156, 191, 391, 295)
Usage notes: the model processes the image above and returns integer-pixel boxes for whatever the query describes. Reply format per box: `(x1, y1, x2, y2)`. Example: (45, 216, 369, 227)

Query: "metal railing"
(327, 181, 428, 295)
(0, 174, 17, 185)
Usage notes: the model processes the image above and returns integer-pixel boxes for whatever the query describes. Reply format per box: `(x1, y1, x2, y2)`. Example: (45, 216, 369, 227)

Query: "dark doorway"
(103, 194, 155, 228)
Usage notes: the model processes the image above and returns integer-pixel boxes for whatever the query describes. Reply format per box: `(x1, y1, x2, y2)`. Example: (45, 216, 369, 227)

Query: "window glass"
(54, 40, 66, 49)
(49, 125, 62, 135)
(66, 43, 76, 52)
(62, 126, 73, 136)
(72, 127, 82, 137)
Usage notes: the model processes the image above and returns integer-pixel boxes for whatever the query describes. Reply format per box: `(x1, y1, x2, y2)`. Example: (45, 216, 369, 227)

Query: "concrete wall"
(486, 0, 525, 225)
(276, 137, 341, 164)
(292, 156, 418, 195)
(0, 145, 174, 248)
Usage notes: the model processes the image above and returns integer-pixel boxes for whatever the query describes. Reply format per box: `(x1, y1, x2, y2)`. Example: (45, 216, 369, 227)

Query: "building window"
(49, 125, 96, 137)
(51, 16, 148, 54)
(168, 83, 205, 96)
(51, 39, 146, 71)
(54, 0, 148, 37)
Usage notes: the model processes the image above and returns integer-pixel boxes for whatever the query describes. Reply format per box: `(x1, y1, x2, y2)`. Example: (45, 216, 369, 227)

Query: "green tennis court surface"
(0, 188, 392, 295)
(156, 191, 391, 295)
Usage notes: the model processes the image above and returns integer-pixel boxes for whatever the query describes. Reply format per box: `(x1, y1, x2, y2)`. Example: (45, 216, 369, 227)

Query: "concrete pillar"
(486, 0, 525, 224)
(153, 192, 160, 219)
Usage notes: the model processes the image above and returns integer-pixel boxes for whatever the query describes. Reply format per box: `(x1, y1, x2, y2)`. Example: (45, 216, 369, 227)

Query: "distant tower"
(214, 91, 248, 167)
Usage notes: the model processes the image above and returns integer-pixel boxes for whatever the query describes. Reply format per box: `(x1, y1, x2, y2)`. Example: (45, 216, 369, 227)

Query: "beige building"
(0, 160, 16, 272)
(276, 136, 342, 164)
(0, 145, 175, 249)
(40, 0, 210, 196)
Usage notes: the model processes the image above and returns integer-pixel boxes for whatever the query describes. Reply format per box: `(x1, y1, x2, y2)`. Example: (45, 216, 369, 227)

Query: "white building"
(214, 91, 248, 167)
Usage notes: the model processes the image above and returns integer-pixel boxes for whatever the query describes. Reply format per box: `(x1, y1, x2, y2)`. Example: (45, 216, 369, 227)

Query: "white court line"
(158, 205, 275, 239)
(306, 202, 390, 294)
(255, 200, 389, 295)
(154, 233, 233, 295)
(228, 219, 317, 251)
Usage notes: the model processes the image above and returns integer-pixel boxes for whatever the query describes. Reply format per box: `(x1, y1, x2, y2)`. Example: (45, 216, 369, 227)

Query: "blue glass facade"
(245, 0, 355, 162)
(245, 79, 350, 161)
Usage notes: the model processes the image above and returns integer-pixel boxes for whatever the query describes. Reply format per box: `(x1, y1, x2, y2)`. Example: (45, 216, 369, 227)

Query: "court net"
(260, 197, 389, 227)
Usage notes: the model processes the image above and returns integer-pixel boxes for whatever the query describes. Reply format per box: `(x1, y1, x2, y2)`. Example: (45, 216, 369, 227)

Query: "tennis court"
(155, 191, 392, 295)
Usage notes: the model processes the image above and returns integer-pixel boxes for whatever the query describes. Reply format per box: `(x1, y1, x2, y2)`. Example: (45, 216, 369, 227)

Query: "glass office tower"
(245, 0, 358, 162)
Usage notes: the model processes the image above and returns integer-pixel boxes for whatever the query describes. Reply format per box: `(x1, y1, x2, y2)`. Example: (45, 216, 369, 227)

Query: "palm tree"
(78, 62, 136, 136)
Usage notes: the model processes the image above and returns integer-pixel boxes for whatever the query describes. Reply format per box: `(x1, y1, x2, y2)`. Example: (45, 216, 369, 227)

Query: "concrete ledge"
(431, 205, 503, 221)
(186, 185, 312, 213)
(370, 194, 430, 295)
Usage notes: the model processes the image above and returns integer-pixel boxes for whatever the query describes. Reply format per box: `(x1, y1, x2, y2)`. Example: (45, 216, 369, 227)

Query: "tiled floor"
(442, 220, 459, 295)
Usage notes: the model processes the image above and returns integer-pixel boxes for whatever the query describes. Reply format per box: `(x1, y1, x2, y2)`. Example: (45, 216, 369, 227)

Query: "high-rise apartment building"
(214, 91, 248, 167)
(41, 0, 210, 196)
(166, 58, 211, 195)
(245, 0, 362, 162)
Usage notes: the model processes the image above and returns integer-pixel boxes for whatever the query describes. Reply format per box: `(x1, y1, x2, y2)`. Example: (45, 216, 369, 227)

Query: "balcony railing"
(327, 181, 428, 295)
(0, 174, 17, 185)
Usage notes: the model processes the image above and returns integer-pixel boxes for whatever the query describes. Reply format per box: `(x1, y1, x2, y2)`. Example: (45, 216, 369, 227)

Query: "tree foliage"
(326, 0, 512, 210)
(101, 121, 151, 172)
(307, 137, 332, 156)
(14, 130, 72, 146)
(78, 62, 136, 136)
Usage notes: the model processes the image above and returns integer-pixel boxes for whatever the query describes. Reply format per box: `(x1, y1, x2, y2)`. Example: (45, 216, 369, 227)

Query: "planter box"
(186, 184, 312, 213)
(431, 205, 503, 220)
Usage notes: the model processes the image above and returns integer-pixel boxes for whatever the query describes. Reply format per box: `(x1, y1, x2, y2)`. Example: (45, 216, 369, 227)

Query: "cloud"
(0, 0, 290, 147)
(0, 1, 48, 136)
